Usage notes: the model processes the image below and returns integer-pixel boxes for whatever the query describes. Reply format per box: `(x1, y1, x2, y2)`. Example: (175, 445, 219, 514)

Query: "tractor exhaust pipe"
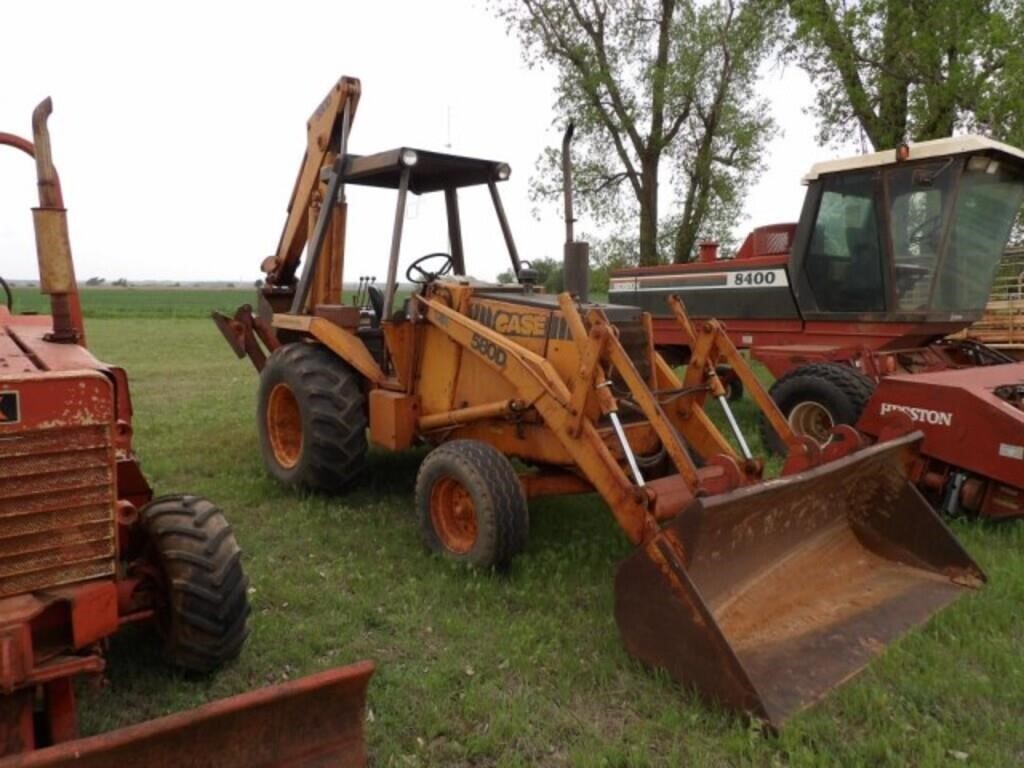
(561, 122, 589, 302)
(30, 98, 84, 344)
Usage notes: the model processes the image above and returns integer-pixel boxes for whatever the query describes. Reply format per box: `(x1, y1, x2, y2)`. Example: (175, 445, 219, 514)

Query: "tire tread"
(141, 495, 250, 673)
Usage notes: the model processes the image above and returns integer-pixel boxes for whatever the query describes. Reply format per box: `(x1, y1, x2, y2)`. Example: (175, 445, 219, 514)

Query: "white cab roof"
(803, 135, 1024, 182)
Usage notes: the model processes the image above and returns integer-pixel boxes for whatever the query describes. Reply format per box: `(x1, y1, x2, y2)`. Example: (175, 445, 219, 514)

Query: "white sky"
(0, 1, 851, 284)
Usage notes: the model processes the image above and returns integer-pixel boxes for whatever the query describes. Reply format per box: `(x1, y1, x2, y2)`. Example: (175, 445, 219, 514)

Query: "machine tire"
(716, 365, 744, 402)
(258, 342, 368, 492)
(415, 440, 528, 569)
(141, 495, 250, 673)
(760, 362, 876, 454)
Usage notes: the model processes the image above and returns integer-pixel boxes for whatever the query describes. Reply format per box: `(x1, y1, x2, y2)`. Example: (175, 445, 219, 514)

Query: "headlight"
(495, 163, 511, 180)
(400, 149, 419, 167)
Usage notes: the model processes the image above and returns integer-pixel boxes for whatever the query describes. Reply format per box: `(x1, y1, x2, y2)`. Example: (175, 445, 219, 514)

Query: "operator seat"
(366, 285, 384, 327)
(840, 228, 884, 312)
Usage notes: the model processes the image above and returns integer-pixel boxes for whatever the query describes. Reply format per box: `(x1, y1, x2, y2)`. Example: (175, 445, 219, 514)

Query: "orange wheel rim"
(267, 383, 303, 469)
(430, 476, 477, 554)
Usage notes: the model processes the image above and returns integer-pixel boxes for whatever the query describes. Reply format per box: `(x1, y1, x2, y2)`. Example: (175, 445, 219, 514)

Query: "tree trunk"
(673, 174, 710, 264)
(637, 155, 660, 266)
(874, 0, 910, 149)
(673, 214, 698, 264)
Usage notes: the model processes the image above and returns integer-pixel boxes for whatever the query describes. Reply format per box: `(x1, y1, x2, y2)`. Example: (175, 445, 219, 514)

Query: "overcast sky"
(0, 1, 849, 283)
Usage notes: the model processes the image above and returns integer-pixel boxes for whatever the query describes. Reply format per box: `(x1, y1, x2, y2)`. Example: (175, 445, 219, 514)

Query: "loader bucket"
(615, 433, 983, 727)
(0, 661, 374, 768)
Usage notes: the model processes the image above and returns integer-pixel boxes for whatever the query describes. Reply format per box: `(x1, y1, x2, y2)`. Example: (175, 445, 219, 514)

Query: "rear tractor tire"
(258, 342, 368, 492)
(415, 440, 529, 569)
(141, 495, 250, 673)
(760, 362, 876, 455)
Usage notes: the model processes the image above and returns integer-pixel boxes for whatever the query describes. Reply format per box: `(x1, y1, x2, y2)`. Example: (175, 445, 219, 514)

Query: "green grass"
(34, 291, 1024, 766)
(9, 287, 254, 318)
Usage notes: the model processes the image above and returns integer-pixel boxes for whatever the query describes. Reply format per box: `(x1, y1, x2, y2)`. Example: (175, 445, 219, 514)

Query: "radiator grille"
(0, 424, 117, 597)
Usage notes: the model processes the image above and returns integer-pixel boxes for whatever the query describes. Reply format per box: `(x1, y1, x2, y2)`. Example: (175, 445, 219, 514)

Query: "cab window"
(804, 171, 886, 312)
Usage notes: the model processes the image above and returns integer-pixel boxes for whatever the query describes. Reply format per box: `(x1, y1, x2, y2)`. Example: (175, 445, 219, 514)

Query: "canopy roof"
(803, 135, 1024, 182)
(341, 148, 509, 194)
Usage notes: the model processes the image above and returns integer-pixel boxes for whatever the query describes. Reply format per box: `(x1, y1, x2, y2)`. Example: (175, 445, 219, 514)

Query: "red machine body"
(0, 115, 164, 753)
(611, 137, 1024, 518)
(0, 101, 253, 758)
(858, 368, 1024, 518)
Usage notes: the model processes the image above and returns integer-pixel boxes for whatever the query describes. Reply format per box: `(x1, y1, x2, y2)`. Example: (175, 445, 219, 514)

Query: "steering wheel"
(907, 214, 943, 247)
(0, 276, 11, 312)
(405, 252, 454, 285)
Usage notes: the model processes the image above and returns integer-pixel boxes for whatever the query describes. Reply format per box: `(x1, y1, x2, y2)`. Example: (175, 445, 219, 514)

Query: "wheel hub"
(267, 383, 303, 469)
(430, 476, 478, 554)
(787, 400, 835, 444)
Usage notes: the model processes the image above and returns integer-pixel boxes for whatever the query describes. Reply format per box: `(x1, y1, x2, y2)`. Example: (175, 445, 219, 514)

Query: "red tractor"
(0, 100, 255, 756)
(0, 97, 376, 768)
(611, 137, 1024, 519)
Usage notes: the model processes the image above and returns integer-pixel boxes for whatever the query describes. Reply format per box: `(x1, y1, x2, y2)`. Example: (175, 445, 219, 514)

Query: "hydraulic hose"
(0, 276, 11, 311)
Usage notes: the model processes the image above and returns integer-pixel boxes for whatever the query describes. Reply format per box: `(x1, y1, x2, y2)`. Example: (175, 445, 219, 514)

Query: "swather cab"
(610, 137, 1024, 519)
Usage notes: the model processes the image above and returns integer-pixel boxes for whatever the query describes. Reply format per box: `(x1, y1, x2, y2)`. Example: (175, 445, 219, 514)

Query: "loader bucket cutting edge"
(615, 433, 984, 727)
(0, 661, 374, 768)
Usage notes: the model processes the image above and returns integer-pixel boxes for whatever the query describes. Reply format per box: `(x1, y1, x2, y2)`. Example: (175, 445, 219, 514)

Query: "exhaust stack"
(30, 98, 84, 344)
(561, 122, 589, 302)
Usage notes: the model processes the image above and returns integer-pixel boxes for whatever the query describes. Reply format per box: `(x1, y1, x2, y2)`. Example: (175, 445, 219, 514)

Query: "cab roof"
(341, 148, 509, 194)
(802, 135, 1024, 182)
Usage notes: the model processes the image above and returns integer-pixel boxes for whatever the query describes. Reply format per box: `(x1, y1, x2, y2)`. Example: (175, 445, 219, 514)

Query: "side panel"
(448, 298, 553, 413)
(857, 367, 1024, 490)
(415, 323, 463, 415)
(609, 265, 800, 321)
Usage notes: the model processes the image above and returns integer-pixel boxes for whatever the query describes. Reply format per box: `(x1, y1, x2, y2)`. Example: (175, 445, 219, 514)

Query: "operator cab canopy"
(341, 148, 511, 194)
(340, 147, 526, 319)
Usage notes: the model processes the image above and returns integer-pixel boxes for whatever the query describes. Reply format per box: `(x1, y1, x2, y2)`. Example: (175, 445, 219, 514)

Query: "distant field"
(6, 284, 429, 319)
(9, 287, 254, 318)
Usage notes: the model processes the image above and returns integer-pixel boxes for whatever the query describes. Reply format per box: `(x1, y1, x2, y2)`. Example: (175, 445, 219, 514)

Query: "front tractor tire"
(258, 342, 368, 492)
(760, 362, 876, 454)
(415, 440, 529, 569)
(141, 495, 250, 673)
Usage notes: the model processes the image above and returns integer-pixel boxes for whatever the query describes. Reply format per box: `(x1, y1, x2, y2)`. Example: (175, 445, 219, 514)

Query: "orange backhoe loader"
(216, 76, 984, 727)
(0, 100, 372, 766)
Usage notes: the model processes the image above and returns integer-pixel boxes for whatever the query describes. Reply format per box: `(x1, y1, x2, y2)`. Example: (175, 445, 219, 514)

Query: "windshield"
(933, 158, 1024, 312)
(804, 156, 1024, 316)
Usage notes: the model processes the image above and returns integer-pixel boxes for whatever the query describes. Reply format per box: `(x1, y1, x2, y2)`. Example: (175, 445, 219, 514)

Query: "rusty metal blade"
(615, 434, 984, 727)
(0, 661, 374, 768)
(211, 310, 249, 359)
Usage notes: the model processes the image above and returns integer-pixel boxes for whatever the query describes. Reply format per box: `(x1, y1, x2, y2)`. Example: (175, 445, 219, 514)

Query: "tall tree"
(785, 0, 1024, 150)
(497, 0, 776, 265)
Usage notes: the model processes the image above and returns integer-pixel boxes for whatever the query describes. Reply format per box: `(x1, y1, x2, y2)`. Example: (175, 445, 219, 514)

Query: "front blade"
(615, 434, 983, 726)
(1, 662, 374, 768)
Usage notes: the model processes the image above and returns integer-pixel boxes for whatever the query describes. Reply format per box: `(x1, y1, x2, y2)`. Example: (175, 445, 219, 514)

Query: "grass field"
(32, 290, 1024, 766)
(10, 286, 255, 318)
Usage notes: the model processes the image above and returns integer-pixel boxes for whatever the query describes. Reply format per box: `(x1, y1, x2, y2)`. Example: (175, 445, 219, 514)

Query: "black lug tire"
(715, 365, 744, 402)
(760, 362, 876, 455)
(258, 342, 368, 492)
(141, 495, 250, 673)
(415, 440, 529, 569)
